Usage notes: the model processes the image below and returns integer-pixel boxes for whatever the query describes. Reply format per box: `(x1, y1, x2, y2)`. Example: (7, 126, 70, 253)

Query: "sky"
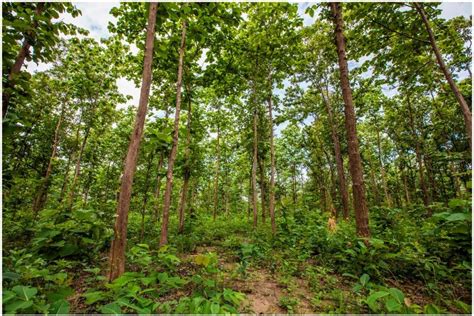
(26, 1, 472, 113)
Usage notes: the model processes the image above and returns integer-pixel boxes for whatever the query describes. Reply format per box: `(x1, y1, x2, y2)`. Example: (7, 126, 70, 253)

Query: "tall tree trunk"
(33, 103, 65, 214)
(153, 153, 164, 222)
(59, 150, 73, 203)
(257, 154, 266, 223)
(320, 86, 350, 219)
(3, 3, 45, 118)
(67, 125, 91, 209)
(251, 108, 259, 228)
(178, 92, 192, 234)
(330, 2, 370, 238)
(414, 3, 472, 150)
(159, 21, 187, 247)
(292, 163, 297, 206)
(140, 152, 155, 242)
(375, 124, 392, 207)
(267, 93, 277, 234)
(407, 96, 430, 207)
(213, 121, 220, 221)
(108, 3, 158, 281)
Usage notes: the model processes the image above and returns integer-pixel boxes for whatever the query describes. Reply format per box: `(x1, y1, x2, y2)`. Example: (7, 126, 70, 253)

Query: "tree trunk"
(257, 154, 266, 223)
(3, 3, 45, 118)
(108, 2, 158, 282)
(178, 91, 192, 234)
(59, 150, 73, 203)
(140, 152, 155, 242)
(153, 153, 165, 222)
(213, 121, 220, 221)
(159, 21, 187, 247)
(267, 93, 277, 234)
(375, 124, 392, 207)
(33, 103, 65, 214)
(407, 95, 430, 207)
(251, 108, 259, 228)
(320, 86, 350, 219)
(330, 2, 370, 238)
(414, 3, 472, 150)
(67, 125, 91, 209)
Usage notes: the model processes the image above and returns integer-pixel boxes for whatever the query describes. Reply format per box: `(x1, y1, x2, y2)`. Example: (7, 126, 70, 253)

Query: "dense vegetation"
(2, 2, 472, 314)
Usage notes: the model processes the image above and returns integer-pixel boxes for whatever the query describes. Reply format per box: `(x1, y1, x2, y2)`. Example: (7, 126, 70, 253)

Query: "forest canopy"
(2, 2, 472, 314)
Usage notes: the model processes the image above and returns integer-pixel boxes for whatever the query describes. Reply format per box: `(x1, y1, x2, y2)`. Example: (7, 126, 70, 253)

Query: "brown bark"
(267, 94, 276, 234)
(108, 3, 158, 281)
(153, 153, 165, 222)
(67, 125, 91, 209)
(407, 95, 430, 207)
(257, 154, 266, 223)
(33, 103, 65, 214)
(330, 2, 370, 238)
(320, 87, 350, 219)
(213, 120, 221, 221)
(159, 21, 187, 247)
(251, 108, 259, 228)
(414, 3, 472, 150)
(178, 91, 192, 234)
(3, 3, 45, 118)
(140, 153, 154, 242)
(375, 124, 392, 207)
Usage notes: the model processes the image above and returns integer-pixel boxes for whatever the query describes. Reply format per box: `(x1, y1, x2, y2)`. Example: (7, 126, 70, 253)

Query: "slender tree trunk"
(67, 125, 91, 209)
(375, 125, 392, 207)
(320, 87, 350, 219)
(414, 3, 472, 150)
(3, 3, 45, 118)
(153, 153, 165, 222)
(267, 93, 277, 234)
(108, 3, 158, 281)
(251, 108, 259, 228)
(59, 150, 73, 203)
(330, 2, 370, 238)
(140, 152, 154, 242)
(33, 104, 65, 214)
(258, 154, 266, 223)
(159, 21, 187, 247)
(292, 163, 297, 206)
(213, 122, 220, 221)
(178, 92, 192, 234)
(407, 96, 430, 207)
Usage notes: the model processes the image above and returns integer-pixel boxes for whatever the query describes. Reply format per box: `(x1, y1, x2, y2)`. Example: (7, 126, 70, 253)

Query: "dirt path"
(186, 245, 315, 314)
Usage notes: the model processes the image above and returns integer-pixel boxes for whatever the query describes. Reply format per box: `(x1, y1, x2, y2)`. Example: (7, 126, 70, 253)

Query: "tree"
(108, 2, 158, 281)
(329, 2, 370, 238)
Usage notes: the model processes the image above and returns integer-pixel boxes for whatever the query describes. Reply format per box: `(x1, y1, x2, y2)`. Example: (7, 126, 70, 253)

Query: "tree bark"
(414, 2, 472, 150)
(153, 153, 165, 222)
(33, 103, 66, 214)
(375, 123, 392, 207)
(320, 86, 350, 219)
(267, 93, 277, 234)
(251, 108, 259, 228)
(178, 91, 192, 234)
(330, 2, 370, 238)
(3, 3, 45, 118)
(140, 152, 155, 242)
(407, 95, 430, 207)
(159, 21, 187, 247)
(257, 154, 266, 223)
(67, 125, 91, 209)
(213, 118, 220, 221)
(108, 2, 158, 281)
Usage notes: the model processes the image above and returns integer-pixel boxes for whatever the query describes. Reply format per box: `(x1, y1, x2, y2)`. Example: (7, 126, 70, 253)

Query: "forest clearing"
(2, 1, 472, 314)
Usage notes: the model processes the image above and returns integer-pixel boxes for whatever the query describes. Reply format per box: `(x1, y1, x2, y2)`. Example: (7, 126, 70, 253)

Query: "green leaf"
(359, 273, 370, 286)
(366, 291, 389, 311)
(388, 287, 404, 304)
(385, 297, 402, 312)
(83, 291, 105, 304)
(100, 302, 122, 314)
(12, 285, 38, 301)
(49, 299, 70, 314)
(47, 286, 74, 302)
(211, 302, 220, 314)
(3, 290, 16, 304)
(424, 303, 441, 314)
(3, 271, 21, 281)
(5, 300, 34, 313)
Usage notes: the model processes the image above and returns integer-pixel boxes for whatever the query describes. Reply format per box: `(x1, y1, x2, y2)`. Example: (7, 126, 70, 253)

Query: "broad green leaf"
(5, 300, 34, 313)
(366, 291, 389, 311)
(49, 299, 70, 314)
(83, 291, 105, 304)
(12, 285, 37, 301)
(100, 302, 122, 314)
(385, 297, 402, 312)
